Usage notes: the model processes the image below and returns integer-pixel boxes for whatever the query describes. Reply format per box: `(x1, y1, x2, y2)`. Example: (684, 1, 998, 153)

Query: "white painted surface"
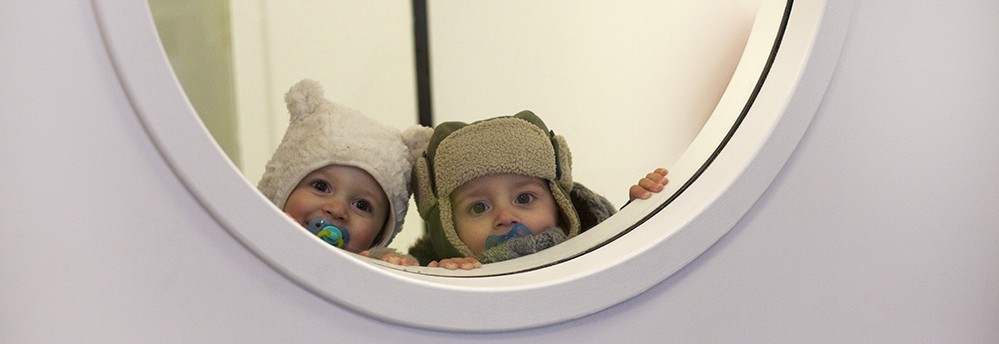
(2, 0, 997, 342)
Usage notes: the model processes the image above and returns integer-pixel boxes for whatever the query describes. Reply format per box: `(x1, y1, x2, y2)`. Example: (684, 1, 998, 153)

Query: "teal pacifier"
(484, 223, 533, 250)
(307, 217, 351, 249)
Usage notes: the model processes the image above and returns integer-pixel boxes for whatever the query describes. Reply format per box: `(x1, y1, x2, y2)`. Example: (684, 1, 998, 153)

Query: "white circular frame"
(93, 0, 855, 332)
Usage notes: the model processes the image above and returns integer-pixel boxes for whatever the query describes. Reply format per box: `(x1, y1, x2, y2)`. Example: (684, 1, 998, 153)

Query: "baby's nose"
(493, 207, 519, 229)
(323, 200, 349, 220)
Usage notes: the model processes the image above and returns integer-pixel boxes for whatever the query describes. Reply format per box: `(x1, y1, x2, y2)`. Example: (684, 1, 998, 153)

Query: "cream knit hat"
(257, 79, 431, 247)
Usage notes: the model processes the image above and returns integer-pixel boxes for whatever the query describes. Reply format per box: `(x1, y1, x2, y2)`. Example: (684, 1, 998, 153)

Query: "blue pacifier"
(307, 217, 351, 249)
(484, 223, 533, 250)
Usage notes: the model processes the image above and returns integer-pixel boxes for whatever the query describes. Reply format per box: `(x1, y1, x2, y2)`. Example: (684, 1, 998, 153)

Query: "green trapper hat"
(412, 110, 580, 259)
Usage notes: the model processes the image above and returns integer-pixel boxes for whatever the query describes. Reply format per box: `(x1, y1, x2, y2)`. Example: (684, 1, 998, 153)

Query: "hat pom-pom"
(284, 79, 326, 121)
(401, 125, 433, 164)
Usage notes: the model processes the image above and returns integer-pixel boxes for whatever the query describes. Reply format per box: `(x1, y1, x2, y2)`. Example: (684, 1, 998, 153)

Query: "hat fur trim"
(412, 111, 580, 258)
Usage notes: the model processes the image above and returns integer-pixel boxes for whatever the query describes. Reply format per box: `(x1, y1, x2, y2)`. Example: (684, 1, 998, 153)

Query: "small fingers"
(397, 256, 418, 266)
(460, 257, 482, 270)
(646, 168, 669, 183)
(441, 259, 459, 270)
(378, 253, 419, 266)
(638, 177, 665, 192)
(630, 184, 652, 200)
(644, 168, 670, 188)
(629, 168, 670, 200)
(434, 257, 482, 270)
(383, 254, 401, 265)
(655, 168, 669, 187)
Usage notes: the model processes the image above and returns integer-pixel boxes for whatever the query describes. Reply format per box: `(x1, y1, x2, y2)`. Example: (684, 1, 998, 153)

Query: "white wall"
(228, 0, 418, 184)
(427, 1, 761, 209)
(224, 0, 759, 203)
(1, 1, 997, 342)
(148, 0, 241, 166)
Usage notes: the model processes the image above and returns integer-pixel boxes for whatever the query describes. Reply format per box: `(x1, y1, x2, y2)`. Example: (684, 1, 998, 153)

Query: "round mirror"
(94, 0, 854, 331)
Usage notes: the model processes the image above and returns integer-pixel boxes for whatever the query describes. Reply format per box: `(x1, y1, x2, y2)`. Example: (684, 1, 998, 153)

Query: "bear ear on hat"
(511, 110, 550, 133)
(553, 134, 573, 191)
(513, 110, 572, 191)
(401, 125, 433, 165)
(413, 154, 437, 218)
(284, 79, 327, 122)
(404, 125, 437, 217)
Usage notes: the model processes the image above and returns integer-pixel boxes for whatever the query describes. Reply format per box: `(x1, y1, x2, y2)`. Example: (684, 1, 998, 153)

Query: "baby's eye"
(353, 199, 373, 213)
(515, 193, 536, 205)
(469, 202, 489, 215)
(310, 180, 331, 193)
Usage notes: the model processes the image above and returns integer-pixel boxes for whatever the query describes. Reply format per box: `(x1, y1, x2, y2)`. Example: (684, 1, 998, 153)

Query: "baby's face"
(284, 165, 389, 253)
(450, 174, 559, 255)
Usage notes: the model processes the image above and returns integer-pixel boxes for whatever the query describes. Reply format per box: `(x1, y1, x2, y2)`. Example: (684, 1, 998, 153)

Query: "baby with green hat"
(408, 110, 667, 269)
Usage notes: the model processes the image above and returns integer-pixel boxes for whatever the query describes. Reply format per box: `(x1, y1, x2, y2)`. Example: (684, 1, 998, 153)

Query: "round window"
(93, 0, 854, 332)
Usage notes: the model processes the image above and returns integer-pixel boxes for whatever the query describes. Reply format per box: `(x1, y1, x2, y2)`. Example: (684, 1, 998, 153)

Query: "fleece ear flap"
(412, 154, 437, 219)
(552, 133, 573, 192)
(403, 124, 436, 218)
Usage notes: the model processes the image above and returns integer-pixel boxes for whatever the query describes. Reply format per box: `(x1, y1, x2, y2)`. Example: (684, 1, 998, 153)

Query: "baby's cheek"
(528, 219, 558, 235)
(457, 227, 488, 255)
(464, 237, 485, 255)
(348, 227, 378, 252)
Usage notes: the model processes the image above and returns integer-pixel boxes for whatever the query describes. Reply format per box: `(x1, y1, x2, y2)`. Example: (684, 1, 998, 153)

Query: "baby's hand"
(629, 168, 669, 200)
(428, 257, 482, 270)
(360, 250, 419, 266)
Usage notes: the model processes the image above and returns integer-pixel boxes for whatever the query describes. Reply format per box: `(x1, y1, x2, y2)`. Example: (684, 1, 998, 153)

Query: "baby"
(257, 79, 430, 265)
(407, 110, 668, 269)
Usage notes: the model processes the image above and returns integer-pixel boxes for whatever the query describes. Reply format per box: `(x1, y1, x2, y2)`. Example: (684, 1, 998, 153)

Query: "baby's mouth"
(306, 217, 351, 249)
(484, 223, 533, 250)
